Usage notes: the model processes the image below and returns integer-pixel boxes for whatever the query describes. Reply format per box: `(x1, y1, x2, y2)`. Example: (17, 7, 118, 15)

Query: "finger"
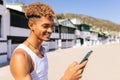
(75, 60, 88, 70)
(77, 73, 83, 79)
(75, 69, 84, 79)
(77, 68, 84, 74)
(69, 61, 78, 67)
(74, 60, 88, 71)
(79, 60, 88, 69)
(81, 68, 84, 73)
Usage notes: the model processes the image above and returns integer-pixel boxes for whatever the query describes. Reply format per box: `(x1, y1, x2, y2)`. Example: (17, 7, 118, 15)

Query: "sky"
(6, 0, 120, 25)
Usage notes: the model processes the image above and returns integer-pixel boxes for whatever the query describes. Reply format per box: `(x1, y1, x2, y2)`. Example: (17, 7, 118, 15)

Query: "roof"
(6, 3, 26, 13)
(58, 18, 76, 28)
(70, 18, 81, 25)
(7, 8, 24, 14)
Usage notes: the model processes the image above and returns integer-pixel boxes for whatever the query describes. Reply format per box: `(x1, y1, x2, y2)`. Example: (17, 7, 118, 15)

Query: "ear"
(28, 20, 34, 31)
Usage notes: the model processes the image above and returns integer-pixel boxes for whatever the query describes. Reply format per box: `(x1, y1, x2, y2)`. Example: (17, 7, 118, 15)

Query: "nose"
(47, 27, 53, 33)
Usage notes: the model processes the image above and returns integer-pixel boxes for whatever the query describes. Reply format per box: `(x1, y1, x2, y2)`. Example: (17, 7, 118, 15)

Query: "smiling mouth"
(45, 33, 51, 37)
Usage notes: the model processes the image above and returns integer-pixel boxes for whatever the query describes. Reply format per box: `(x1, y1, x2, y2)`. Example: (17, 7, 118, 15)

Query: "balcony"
(61, 33, 75, 39)
(10, 26, 30, 37)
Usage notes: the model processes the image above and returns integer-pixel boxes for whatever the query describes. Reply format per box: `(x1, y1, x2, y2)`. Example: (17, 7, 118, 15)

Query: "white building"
(0, 0, 9, 64)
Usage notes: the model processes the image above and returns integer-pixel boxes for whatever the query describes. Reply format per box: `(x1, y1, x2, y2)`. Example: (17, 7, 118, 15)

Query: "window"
(61, 26, 68, 33)
(68, 28, 75, 34)
(79, 24, 91, 31)
(10, 9, 28, 29)
(0, 0, 3, 5)
(53, 26, 59, 33)
(0, 15, 1, 37)
(81, 26, 90, 31)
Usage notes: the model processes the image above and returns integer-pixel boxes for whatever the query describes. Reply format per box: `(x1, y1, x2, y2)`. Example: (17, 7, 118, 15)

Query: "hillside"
(56, 13, 120, 33)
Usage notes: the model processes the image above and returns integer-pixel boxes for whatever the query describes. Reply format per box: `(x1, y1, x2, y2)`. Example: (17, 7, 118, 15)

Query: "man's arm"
(10, 49, 32, 80)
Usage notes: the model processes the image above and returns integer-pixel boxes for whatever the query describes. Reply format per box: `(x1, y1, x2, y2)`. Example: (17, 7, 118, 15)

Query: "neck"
(26, 32, 43, 49)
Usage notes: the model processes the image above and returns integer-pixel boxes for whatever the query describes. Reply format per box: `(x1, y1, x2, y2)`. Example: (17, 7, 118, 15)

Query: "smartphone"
(80, 50, 93, 64)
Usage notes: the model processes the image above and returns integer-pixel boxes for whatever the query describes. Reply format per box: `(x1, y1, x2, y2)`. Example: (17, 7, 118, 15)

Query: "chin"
(44, 39, 49, 41)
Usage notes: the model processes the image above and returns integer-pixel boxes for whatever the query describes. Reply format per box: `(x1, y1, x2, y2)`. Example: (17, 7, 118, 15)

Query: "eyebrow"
(42, 23, 54, 27)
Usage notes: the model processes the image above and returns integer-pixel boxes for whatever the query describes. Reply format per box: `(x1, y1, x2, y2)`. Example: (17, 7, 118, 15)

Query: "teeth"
(45, 34, 50, 36)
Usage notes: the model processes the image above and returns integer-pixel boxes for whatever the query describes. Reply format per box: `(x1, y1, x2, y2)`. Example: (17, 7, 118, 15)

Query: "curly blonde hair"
(25, 2, 55, 19)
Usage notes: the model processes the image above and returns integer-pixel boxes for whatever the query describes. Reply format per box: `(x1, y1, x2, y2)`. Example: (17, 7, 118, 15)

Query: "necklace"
(26, 40, 38, 50)
(26, 40, 44, 57)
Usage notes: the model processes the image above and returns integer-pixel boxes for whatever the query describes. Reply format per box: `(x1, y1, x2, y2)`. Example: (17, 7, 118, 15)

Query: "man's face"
(32, 17, 54, 41)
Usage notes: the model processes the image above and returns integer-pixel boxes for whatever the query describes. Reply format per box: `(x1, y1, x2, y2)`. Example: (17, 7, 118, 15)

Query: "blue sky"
(6, 0, 120, 24)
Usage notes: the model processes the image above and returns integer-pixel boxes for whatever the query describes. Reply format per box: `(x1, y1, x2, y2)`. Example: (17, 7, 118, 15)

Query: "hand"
(61, 60, 88, 80)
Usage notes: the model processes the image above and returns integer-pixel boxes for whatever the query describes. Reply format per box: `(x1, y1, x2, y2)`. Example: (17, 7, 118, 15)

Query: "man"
(10, 2, 88, 80)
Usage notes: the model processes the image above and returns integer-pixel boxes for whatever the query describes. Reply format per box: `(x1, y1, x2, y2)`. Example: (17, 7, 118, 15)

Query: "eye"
(42, 23, 54, 30)
(42, 24, 49, 29)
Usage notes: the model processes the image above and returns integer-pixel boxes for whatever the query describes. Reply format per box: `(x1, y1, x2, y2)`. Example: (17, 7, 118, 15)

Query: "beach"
(0, 43, 120, 80)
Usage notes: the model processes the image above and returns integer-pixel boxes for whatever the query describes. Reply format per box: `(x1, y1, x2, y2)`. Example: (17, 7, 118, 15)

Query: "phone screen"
(80, 50, 93, 64)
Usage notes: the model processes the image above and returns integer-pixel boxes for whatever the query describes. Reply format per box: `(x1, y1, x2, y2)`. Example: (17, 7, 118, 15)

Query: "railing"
(11, 44, 20, 52)
(51, 33, 75, 39)
(61, 40, 74, 48)
(10, 26, 30, 37)
(50, 33, 59, 39)
(61, 33, 75, 39)
(0, 40, 7, 55)
(48, 40, 58, 50)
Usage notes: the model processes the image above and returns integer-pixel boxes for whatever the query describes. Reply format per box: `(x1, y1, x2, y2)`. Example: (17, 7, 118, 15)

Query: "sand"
(0, 43, 120, 80)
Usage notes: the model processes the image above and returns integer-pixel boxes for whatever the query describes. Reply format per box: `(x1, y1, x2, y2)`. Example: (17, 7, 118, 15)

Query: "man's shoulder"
(10, 48, 30, 65)
(12, 48, 27, 58)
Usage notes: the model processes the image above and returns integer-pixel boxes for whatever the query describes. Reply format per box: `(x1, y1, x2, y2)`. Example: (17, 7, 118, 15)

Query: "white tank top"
(16, 44, 48, 80)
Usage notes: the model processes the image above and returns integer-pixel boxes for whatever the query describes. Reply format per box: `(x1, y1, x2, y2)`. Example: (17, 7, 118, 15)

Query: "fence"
(0, 40, 7, 55)
(0, 40, 8, 64)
